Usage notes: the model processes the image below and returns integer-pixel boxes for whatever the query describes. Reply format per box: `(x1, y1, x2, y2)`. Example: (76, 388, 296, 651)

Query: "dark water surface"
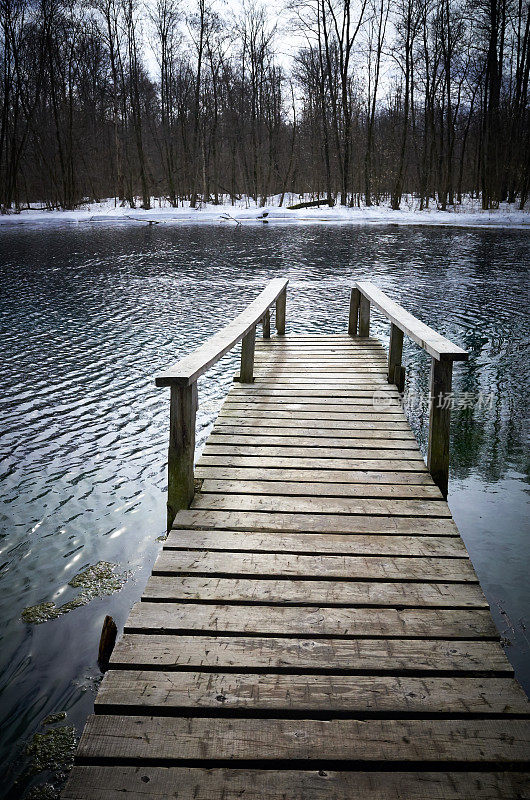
(0, 223, 529, 795)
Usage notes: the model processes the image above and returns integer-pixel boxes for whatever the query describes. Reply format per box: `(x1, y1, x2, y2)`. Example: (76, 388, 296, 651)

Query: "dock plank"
(194, 466, 434, 483)
(202, 444, 424, 460)
(199, 479, 443, 498)
(76, 715, 530, 763)
(95, 671, 529, 715)
(172, 509, 458, 534)
(125, 603, 498, 639)
(191, 493, 451, 516)
(61, 767, 530, 800)
(197, 456, 429, 472)
(164, 530, 466, 556)
(143, 576, 487, 606)
(152, 550, 476, 582)
(110, 634, 514, 674)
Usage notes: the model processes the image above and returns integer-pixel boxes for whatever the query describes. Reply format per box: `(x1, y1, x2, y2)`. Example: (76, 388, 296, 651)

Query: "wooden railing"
(156, 278, 288, 528)
(349, 281, 468, 498)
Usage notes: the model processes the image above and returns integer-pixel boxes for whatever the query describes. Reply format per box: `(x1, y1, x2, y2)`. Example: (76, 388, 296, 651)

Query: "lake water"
(0, 223, 529, 796)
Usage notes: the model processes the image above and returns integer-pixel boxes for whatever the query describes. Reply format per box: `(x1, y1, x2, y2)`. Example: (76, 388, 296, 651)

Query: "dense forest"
(0, 0, 529, 212)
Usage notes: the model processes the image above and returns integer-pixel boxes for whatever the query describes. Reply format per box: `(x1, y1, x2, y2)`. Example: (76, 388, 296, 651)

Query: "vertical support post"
(262, 308, 271, 338)
(348, 288, 360, 336)
(427, 357, 453, 499)
(394, 365, 406, 394)
(388, 323, 404, 384)
(167, 381, 197, 530)
(359, 294, 370, 337)
(276, 289, 286, 335)
(240, 325, 256, 382)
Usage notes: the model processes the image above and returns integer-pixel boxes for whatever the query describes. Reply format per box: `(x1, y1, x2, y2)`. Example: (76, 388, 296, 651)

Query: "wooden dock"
(63, 281, 529, 799)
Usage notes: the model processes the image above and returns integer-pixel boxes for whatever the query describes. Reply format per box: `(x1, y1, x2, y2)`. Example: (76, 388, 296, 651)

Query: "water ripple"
(0, 223, 528, 795)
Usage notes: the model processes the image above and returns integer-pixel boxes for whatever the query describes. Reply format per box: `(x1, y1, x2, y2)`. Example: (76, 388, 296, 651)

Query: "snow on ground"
(0, 194, 528, 228)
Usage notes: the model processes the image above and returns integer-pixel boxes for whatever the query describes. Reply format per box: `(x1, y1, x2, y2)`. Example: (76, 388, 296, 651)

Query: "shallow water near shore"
(0, 223, 529, 796)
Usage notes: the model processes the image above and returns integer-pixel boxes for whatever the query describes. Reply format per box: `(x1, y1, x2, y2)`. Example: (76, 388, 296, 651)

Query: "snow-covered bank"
(1, 195, 528, 229)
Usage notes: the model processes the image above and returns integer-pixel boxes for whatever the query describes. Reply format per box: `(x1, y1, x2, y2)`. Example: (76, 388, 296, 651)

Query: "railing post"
(348, 288, 360, 336)
(394, 365, 406, 394)
(388, 323, 404, 385)
(240, 325, 256, 382)
(359, 294, 370, 337)
(262, 308, 271, 338)
(276, 289, 286, 335)
(427, 357, 453, 499)
(167, 381, 197, 530)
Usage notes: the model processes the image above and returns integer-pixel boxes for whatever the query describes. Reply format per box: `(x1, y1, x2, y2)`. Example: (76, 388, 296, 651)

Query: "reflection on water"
(0, 224, 529, 795)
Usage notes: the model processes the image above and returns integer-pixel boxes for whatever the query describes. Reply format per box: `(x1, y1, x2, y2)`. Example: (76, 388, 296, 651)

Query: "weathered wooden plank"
(254, 365, 387, 372)
(229, 387, 397, 397)
(220, 404, 405, 416)
(125, 603, 497, 639)
(152, 550, 476, 582)
(255, 356, 388, 363)
(200, 479, 442, 499)
(110, 634, 513, 674)
(254, 377, 390, 385)
(255, 344, 387, 351)
(255, 343, 386, 349)
(192, 493, 450, 518)
(257, 334, 381, 340)
(61, 766, 530, 800)
(164, 530, 465, 557)
(214, 417, 411, 431)
(212, 427, 416, 441)
(256, 372, 386, 383)
(76, 715, 530, 762)
(95, 671, 528, 715)
(255, 347, 387, 354)
(227, 391, 401, 401)
(223, 398, 402, 410)
(202, 445, 424, 461)
(194, 466, 434, 484)
(197, 457, 428, 473)
(173, 509, 458, 535)
(254, 347, 389, 355)
(254, 357, 390, 365)
(144, 576, 486, 607)
(207, 436, 420, 451)
(256, 359, 389, 367)
(218, 408, 407, 421)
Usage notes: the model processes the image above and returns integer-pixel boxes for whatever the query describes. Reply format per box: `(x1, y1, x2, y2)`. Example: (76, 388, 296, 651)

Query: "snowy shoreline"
(1, 196, 528, 229)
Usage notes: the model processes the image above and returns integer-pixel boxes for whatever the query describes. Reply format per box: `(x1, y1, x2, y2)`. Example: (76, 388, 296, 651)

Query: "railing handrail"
(156, 278, 288, 387)
(355, 281, 468, 362)
(157, 277, 288, 529)
(349, 282, 468, 498)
